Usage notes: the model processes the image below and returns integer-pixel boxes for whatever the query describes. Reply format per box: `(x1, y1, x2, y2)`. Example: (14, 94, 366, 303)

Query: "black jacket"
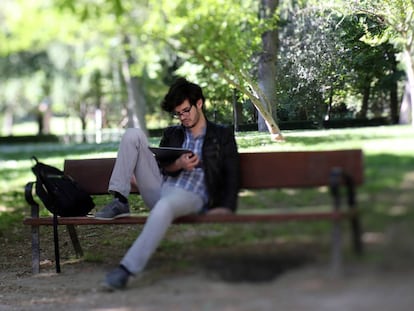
(159, 121, 240, 212)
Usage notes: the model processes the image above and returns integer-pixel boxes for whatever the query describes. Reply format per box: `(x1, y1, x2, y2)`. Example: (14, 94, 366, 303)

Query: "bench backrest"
(64, 149, 364, 195)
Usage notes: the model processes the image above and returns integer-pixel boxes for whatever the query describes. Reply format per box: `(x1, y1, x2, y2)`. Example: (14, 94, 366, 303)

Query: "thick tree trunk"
(400, 82, 411, 124)
(402, 48, 414, 126)
(122, 35, 147, 134)
(257, 0, 279, 132)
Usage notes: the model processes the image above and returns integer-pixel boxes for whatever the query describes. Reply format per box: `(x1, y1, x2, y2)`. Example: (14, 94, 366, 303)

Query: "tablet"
(149, 146, 193, 162)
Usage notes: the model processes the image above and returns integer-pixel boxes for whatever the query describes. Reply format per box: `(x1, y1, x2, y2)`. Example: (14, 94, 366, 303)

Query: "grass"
(1, 124, 414, 269)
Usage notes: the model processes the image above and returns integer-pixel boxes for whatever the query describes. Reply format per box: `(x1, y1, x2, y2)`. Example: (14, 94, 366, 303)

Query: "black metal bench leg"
(342, 172, 363, 255)
(25, 182, 41, 274)
(66, 225, 84, 258)
(331, 219, 343, 275)
(330, 168, 343, 276)
(351, 214, 363, 255)
(31, 225, 40, 274)
(53, 212, 61, 273)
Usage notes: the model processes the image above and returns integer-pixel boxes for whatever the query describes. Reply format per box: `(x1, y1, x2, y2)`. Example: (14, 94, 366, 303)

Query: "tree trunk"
(2, 104, 14, 136)
(400, 81, 411, 124)
(248, 91, 283, 140)
(37, 98, 52, 135)
(218, 70, 283, 140)
(402, 48, 414, 126)
(257, 0, 279, 132)
(122, 35, 147, 134)
(389, 51, 399, 124)
(390, 79, 399, 124)
(326, 86, 334, 121)
(92, 70, 103, 143)
(79, 101, 88, 143)
(359, 84, 370, 119)
(81, 117, 87, 143)
(232, 88, 242, 132)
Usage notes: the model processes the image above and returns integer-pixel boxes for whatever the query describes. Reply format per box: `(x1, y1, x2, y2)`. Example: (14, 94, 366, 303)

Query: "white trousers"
(108, 128, 203, 274)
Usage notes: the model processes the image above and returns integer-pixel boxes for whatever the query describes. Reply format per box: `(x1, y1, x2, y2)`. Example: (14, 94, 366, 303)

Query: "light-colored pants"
(108, 128, 204, 274)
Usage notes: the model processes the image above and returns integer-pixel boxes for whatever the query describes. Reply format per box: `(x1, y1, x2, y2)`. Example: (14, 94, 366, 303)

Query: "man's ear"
(196, 98, 203, 109)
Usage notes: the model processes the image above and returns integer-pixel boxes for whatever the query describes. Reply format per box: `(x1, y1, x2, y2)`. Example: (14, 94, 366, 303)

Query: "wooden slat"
(64, 158, 139, 195)
(64, 149, 364, 195)
(239, 149, 364, 189)
(23, 211, 355, 226)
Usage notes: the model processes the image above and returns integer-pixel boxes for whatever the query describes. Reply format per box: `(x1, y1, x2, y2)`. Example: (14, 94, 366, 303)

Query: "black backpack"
(30, 156, 95, 217)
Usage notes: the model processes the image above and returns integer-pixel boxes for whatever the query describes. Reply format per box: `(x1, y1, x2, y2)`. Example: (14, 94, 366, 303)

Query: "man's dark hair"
(161, 77, 205, 113)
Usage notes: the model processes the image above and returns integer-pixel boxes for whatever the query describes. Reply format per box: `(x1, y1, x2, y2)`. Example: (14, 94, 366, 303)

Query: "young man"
(96, 77, 240, 290)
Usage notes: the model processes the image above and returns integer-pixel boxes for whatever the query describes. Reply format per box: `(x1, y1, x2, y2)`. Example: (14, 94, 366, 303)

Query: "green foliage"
(354, 0, 414, 49)
(146, 1, 281, 128)
(0, 0, 412, 137)
(276, 4, 402, 123)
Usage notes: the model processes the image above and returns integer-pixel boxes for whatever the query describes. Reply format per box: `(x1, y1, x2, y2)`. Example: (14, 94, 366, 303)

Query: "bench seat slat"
(23, 211, 355, 226)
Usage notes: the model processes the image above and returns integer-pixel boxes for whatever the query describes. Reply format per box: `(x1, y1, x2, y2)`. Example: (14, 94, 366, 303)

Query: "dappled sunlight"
(281, 188, 299, 196)
(236, 125, 414, 153)
(240, 187, 328, 198)
(362, 232, 386, 244)
(363, 139, 414, 154)
(0, 205, 10, 214)
(400, 171, 414, 189)
(385, 170, 414, 217)
(0, 204, 13, 212)
(388, 205, 409, 216)
(238, 186, 332, 213)
(238, 189, 255, 197)
(0, 159, 19, 169)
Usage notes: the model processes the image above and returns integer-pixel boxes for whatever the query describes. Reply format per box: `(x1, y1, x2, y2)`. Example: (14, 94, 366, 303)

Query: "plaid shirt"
(164, 127, 208, 204)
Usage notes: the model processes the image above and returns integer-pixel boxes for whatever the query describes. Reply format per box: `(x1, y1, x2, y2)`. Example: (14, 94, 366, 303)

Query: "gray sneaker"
(100, 266, 130, 291)
(95, 198, 130, 220)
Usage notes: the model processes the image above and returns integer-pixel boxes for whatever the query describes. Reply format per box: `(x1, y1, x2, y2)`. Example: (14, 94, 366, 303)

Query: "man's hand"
(176, 152, 199, 171)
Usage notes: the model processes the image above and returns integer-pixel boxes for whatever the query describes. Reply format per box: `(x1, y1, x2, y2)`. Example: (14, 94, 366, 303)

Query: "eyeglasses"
(172, 105, 193, 119)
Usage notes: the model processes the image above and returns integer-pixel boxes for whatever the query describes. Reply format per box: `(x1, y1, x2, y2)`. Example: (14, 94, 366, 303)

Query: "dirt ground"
(1, 251, 414, 311)
(1, 173, 414, 310)
(1, 222, 414, 311)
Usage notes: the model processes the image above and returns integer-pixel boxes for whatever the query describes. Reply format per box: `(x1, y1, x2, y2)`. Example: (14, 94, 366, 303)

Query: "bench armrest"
(25, 182, 40, 218)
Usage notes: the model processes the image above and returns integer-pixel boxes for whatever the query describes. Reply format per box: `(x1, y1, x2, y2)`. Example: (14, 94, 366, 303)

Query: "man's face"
(173, 99, 201, 128)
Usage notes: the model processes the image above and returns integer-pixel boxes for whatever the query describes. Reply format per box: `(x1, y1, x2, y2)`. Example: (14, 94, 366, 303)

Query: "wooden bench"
(23, 149, 364, 275)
